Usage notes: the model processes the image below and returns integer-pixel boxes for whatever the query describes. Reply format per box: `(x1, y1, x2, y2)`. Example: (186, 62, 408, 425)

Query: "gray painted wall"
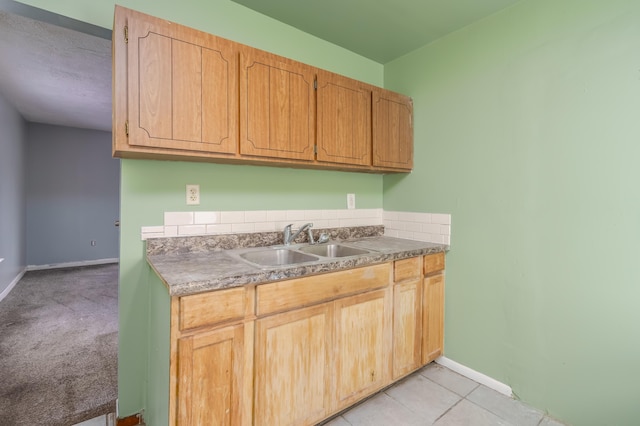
(26, 123, 120, 266)
(0, 92, 27, 295)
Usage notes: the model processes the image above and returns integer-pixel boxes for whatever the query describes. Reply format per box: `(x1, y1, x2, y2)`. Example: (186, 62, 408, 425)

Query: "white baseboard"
(26, 258, 119, 271)
(435, 356, 513, 397)
(0, 268, 26, 303)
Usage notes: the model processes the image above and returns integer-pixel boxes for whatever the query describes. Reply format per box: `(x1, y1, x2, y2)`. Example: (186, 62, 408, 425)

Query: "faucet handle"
(317, 233, 330, 244)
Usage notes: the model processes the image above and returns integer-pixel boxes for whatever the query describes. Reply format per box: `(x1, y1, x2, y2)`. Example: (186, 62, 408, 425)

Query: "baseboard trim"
(435, 356, 512, 397)
(0, 268, 26, 303)
(26, 258, 119, 271)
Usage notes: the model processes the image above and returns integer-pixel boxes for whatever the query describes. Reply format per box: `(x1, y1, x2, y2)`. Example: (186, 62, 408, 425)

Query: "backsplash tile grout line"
(141, 208, 451, 246)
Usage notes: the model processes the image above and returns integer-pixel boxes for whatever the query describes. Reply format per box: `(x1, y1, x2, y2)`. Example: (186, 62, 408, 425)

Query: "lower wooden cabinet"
(254, 303, 333, 426)
(392, 278, 423, 379)
(334, 289, 392, 411)
(168, 255, 445, 425)
(423, 272, 445, 364)
(176, 324, 245, 425)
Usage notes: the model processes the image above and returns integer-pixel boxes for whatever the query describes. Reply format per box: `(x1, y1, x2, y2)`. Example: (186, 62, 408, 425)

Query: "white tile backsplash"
(141, 208, 451, 246)
(384, 211, 452, 245)
(220, 211, 245, 224)
(164, 211, 194, 226)
(194, 211, 219, 224)
(178, 225, 206, 235)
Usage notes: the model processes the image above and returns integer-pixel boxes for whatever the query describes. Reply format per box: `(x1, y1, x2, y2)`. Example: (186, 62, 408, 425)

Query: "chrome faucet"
(283, 222, 313, 245)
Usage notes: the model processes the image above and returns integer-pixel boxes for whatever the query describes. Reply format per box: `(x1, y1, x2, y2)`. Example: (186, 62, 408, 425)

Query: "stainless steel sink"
(297, 244, 371, 258)
(239, 248, 318, 266)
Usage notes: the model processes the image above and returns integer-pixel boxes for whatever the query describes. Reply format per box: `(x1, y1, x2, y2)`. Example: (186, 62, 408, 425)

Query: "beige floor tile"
(434, 400, 511, 426)
(342, 392, 424, 426)
(321, 415, 352, 425)
(466, 385, 544, 426)
(420, 363, 479, 397)
(386, 373, 461, 423)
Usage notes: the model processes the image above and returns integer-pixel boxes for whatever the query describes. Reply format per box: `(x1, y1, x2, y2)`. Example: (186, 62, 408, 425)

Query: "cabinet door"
(334, 289, 392, 411)
(316, 70, 371, 166)
(393, 279, 422, 378)
(372, 89, 413, 170)
(176, 324, 244, 425)
(422, 273, 445, 364)
(240, 48, 315, 161)
(254, 303, 332, 426)
(123, 7, 238, 154)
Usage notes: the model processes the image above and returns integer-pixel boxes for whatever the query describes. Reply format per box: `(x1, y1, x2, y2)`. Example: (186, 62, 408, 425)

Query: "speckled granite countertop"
(147, 228, 448, 297)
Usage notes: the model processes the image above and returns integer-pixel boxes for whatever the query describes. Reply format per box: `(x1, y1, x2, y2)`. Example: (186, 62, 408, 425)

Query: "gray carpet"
(0, 263, 118, 426)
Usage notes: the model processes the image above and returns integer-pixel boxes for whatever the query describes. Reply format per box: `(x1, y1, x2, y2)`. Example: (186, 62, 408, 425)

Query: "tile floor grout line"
(432, 398, 466, 425)
(420, 371, 482, 398)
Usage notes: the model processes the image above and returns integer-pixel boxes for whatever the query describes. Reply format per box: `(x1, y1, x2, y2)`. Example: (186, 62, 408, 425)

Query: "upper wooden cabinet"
(113, 6, 238, 157)
(373, 89, 414, 170)
(316, 70, 372, 166)
(239, 48, 315, 161)
(113, 6, 413, 172)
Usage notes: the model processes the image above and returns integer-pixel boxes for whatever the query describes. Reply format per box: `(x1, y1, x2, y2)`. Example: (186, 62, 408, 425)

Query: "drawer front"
(394, 257, 421, 282)
(424, 252, 445, 275)
(257, 263, 391, 316)
(180, 287, 246, 331)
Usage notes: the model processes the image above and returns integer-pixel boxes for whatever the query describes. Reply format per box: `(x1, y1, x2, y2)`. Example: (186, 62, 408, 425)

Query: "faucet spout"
(283, 222, 313, 245)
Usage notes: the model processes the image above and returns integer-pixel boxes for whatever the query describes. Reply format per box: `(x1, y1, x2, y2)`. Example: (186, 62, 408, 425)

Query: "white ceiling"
(0, 10, 112, 132)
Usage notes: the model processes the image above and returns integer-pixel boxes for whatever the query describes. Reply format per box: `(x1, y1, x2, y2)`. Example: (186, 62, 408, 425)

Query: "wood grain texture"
(240, 47, 315, 161)
(372, 88, 413, 170)
(316, 69, 372, 166)
(393, 279, 423, 379)
(114, 7, 413, 173)
(423, 273, 445, 364)
(169, 297, 180, 426)
(394, 257, 422, 282)
(117, 6, 238, 155)
(179, 287, 246, 331)
(177, 325, 244, 425)
(424, 252, 445, 275)
(254, 303, 332, 426)
(256, 263, 390, 316)
(333, 288, 392, 411)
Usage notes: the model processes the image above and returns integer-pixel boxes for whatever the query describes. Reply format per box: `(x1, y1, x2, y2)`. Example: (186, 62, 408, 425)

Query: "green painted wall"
(383, 0, 640, 424)
(15, 1, 384, 422)
(121, 161, 382, 424)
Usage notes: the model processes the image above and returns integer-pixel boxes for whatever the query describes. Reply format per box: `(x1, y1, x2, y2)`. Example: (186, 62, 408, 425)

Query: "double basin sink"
(236, 243, 375, 268)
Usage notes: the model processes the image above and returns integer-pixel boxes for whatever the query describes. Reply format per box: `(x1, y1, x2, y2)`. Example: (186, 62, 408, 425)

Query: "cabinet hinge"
(125, 120, 129, 137)
(124, 26, 129, 44)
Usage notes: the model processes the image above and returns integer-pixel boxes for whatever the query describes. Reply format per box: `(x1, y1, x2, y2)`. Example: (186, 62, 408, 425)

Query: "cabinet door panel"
(126, 9, 237, 154)
(423, 273, 445, 364)
(254, 304, 332, 426)
(240, 49, 315, 161)
(334, 289, 391, 410)
(372, 89, 413, 170)
(393, 279, 422, 378)
(316, 70, 372, 166)
(177, 325, 243, 425)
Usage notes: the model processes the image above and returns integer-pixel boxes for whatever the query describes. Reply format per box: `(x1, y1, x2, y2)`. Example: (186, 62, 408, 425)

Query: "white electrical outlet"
(186, 184, 200, 205)
(347, 193, 356, 209)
